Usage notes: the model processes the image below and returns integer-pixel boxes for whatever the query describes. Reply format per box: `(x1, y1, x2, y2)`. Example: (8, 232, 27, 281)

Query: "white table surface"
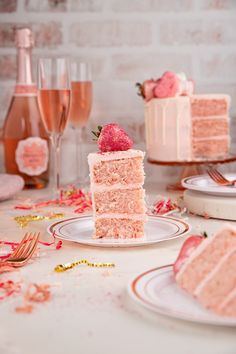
(1, 183, 236, 354)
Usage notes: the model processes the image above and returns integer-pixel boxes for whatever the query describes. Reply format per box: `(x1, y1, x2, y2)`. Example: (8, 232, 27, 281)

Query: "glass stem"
(75, 127, 84, 184)
(50, 134, 62, 199)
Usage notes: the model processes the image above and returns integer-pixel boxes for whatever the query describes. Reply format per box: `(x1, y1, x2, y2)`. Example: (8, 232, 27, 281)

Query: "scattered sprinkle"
(14, 212, 64, 228)
(151, 198, 178, 215)
(24, 283, 51, 303)
(54, 259, 115, 272)
(0, 280, 21, 300)
(14, 187, 92, 214)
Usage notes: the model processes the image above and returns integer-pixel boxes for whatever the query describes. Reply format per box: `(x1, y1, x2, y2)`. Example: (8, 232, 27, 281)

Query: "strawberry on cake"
(174, 225, 236, 317)
(88, 123, 146, 239)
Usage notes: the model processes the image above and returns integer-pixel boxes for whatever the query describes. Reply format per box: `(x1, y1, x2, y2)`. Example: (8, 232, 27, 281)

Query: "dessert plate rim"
(182, 173, 236, 197)
(128, 265, 236, 326)
(47, 215, 190, 248)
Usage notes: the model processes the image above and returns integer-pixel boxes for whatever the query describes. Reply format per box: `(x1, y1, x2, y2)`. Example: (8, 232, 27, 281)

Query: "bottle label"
(15, 137, 49, 176)
(14, 84, 37, 97)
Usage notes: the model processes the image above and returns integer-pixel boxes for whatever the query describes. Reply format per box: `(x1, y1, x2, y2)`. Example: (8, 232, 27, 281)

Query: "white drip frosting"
(145, 96, 192, 162)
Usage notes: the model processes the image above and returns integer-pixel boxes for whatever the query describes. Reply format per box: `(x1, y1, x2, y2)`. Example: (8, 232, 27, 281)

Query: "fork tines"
(207, 167, 229, 185)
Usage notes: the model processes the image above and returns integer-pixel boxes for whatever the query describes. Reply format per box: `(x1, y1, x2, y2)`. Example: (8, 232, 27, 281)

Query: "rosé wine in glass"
(69, 81, 92, 128)
(38, 58, 71, 198)
(68, 62, 92, 186)
(38, 89, 70, 134)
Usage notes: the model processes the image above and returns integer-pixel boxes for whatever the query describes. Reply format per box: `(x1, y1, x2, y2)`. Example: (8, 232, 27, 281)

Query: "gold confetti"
(14, 213, 65, 228)
(54, 259, 115, 272)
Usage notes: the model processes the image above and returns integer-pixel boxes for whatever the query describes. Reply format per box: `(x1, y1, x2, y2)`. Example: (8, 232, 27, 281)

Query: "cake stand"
(184, 190, 236, 221)
(148, 154, 236, 191)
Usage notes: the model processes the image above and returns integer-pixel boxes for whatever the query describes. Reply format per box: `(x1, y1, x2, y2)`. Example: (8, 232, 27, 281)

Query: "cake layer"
(194, 248, 236, 310)
(192, 118, 229, 138)
(94, 218, 145, 239)
(89, 155, 144, 186)
(94, 188, 145, 215)
(192, 137, 229, 158)
(176, 226, 236, 293)
(191, 94, 230, 117)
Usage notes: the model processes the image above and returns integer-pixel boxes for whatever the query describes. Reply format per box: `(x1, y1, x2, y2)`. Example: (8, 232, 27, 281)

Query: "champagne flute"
(68, 61, 92, 186)
(37, 57, 71, 198)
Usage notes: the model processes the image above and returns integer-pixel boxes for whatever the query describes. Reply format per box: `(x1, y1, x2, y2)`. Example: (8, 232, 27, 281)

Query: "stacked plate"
(182, 173, 236, 220)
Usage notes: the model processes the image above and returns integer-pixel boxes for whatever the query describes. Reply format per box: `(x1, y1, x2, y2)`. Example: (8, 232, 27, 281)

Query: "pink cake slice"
(88, 149, 146, 239)
(175, 225, 236, 317)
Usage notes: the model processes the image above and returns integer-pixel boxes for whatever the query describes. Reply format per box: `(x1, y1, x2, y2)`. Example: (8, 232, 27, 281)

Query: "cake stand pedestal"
(148, 155, 236, 192)
(184, 190, 236, 221)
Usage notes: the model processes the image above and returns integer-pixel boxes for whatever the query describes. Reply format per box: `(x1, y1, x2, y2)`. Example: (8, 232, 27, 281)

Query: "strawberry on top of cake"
(88, 123, 146, 239)
(136, 71, 194, 102)
(174, 225, 236, 317)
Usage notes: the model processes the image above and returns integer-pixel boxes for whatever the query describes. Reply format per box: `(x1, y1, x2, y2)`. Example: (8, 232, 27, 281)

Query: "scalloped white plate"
(48, 215, 190, 248)
(128, 265, 236, 326)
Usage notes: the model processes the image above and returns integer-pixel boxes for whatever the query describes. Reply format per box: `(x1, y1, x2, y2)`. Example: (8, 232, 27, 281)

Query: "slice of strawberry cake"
(174, 225, 236, 317)
(88, 123, 146, 239)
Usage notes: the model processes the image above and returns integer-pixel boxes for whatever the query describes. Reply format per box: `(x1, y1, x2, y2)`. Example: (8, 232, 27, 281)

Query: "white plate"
(128, 265, 236, 326)
(182, 174, 236, 197)
(48, 215, 190, 248)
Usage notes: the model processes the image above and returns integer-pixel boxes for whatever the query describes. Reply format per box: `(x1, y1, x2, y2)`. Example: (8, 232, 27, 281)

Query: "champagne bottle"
(3, 28, 49, 189)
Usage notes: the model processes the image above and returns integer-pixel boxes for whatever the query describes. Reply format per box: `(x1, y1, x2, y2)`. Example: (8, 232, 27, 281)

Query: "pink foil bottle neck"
(15, 27, 34, 48)
(15, 28, 35, 87)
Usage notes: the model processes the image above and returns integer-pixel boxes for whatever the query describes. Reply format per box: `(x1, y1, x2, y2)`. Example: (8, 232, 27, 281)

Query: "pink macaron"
(153, 71, 180, 99)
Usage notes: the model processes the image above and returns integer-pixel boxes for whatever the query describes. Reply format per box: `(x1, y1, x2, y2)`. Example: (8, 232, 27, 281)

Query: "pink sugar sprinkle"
(14, 187, 92, 214)
(152, 198, 177, 215)
(0, 280, 21, 300)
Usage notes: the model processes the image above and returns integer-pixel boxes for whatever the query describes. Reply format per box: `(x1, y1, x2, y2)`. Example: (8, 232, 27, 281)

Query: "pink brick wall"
(0, 0, 236, 181)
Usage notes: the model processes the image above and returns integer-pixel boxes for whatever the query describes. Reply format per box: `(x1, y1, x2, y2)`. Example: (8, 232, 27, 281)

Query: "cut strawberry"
(92, 123, 133, 152)
(173, 235, 205, 275)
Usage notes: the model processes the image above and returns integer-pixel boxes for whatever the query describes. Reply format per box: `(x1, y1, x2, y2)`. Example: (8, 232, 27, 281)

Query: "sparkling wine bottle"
(3, 28, 49, 189)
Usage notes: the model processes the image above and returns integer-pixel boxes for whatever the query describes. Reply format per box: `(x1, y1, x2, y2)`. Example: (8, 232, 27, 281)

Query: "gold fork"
(0, 232, 40, 268)
(207, 167, 236, 187)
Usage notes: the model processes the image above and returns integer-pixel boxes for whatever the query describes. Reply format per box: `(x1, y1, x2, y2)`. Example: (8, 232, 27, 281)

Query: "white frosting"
(95, 213, 148, 221)
(88, 149, 145, 166)
(176, 72, 194, 96)
(91, 183, 144, 193)
(145, 96, 192, 162)
(192, 115, 229, 120)
(193, 135, 229, 142)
